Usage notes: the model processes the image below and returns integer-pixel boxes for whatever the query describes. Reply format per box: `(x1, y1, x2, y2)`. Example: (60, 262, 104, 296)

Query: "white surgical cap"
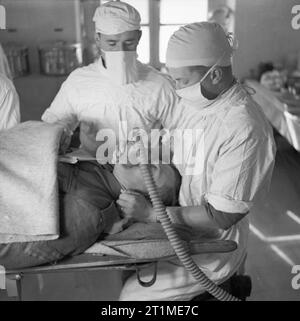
(166, 22, 233, 68)
(93, 1, 141, 35)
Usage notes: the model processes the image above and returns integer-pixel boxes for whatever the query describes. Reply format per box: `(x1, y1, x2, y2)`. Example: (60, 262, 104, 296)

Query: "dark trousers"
(0, 162, 122, 269)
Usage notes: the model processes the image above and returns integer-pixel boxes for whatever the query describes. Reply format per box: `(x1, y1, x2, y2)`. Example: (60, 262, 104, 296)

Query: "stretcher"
(3, 137, 250, 301)
(5, 239, 238, 301)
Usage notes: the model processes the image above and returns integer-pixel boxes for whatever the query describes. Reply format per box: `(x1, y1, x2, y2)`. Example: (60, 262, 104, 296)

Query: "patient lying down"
(0, 132, 181, 269)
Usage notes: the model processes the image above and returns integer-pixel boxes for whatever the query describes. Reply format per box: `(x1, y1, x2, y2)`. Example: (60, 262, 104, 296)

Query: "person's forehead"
(101, 30, 140, 41)
(167, 66, 193, 79)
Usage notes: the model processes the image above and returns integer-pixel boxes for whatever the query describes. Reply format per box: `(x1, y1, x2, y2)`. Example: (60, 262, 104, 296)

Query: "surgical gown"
(120, 83, 276, 301)
(42, 59, 177, 157)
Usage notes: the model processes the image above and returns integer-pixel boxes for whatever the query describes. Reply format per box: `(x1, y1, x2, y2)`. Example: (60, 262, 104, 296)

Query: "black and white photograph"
(0, 0, 299, 304)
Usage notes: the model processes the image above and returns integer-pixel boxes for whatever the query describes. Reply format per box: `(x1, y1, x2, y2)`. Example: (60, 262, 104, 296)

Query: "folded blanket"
(0, 121, 64, 243)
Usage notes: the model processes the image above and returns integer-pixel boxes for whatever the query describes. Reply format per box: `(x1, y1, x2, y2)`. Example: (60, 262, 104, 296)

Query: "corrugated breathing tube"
(138, 140, 240, 301)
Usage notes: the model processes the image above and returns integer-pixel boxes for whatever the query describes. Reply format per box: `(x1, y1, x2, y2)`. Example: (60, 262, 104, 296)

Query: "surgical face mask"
(175, 64, 216, 104)
(101, 50, 138, 85)
(175, 52, 227, 104)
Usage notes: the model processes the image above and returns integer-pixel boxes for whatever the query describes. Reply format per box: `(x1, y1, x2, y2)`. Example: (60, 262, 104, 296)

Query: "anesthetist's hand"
(116, 190, 156, 223)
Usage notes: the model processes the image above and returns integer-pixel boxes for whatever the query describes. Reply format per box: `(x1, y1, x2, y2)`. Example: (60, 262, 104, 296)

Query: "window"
(159, 0, 208, 63)
(99, 0, 208, 67)
(124, 0, 150, 63)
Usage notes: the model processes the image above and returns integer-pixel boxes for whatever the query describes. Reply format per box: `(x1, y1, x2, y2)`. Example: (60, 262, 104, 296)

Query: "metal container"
(38, 41, 83, 76)
(3, 44, 30, 78)
(287, 74, 300, 95)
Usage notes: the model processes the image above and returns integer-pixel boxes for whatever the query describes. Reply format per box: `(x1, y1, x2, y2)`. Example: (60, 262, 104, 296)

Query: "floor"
(0, 135, 300, 301)
(245, 135, 300, 300)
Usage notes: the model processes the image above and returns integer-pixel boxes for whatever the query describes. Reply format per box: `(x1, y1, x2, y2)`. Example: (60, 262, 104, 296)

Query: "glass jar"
(3, 43, 30, 78)
(39, 41, 83, 76)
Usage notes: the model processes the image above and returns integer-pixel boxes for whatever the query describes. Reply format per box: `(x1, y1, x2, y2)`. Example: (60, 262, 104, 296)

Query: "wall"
(0, 0, 81, 73)
(233, 0, 300, 79)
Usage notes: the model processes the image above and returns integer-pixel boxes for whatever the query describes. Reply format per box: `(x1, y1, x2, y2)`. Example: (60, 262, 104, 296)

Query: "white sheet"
(245, 79, 300, 151)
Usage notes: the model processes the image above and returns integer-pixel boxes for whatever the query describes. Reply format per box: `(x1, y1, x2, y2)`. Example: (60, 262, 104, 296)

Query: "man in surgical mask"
(42, 1, 176, 157)
(118, 22, 276, 301)
(0, 1, 177, 269)
(95, 27, 140, 86)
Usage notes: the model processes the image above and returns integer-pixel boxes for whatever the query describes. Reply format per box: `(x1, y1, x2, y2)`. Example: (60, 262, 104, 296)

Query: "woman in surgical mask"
(95, 30, 141, 86)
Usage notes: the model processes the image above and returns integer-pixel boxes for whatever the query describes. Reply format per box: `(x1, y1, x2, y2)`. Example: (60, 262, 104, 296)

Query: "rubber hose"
(138, 141, 240, 301)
